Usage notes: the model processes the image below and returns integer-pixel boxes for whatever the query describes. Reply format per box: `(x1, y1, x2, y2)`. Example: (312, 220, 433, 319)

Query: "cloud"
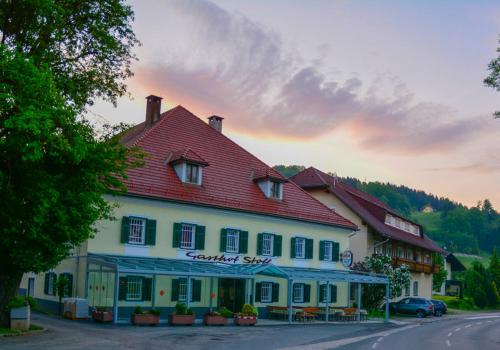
(134, 0, 494, 155)
(425, 153, 500, 174)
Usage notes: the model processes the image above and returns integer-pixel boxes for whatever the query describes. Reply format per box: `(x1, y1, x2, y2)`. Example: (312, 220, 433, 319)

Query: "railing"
(392, 257, 437, 274)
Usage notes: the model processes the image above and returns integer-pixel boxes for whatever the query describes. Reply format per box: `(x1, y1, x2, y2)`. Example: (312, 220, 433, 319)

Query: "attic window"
(270, 181, 282, 199)
(168, 148, 208, 186)
(186, 163, 200, 184)
(253, 168, 287, 200)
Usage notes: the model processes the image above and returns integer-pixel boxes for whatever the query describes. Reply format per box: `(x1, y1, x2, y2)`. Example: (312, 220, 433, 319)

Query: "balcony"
(392, 257, 439, 274)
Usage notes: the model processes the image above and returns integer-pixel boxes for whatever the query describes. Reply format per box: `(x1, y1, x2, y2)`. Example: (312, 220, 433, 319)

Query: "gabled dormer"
(168, 148, 209, 186)
(253, 168, 288, 200)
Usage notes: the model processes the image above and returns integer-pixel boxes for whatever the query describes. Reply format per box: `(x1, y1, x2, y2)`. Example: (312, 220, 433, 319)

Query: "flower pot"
(169, 313, 195, 326)
(203, 314, 228, 326)
(234, 315, 257, 326)
(92, 310, 113, 323)
(10, 306, 30, 331)
(132, 313, 160, 325)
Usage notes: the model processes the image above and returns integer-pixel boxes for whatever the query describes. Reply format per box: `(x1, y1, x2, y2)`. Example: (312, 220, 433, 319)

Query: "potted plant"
(203, 307, 232, 326)
(169, 302, 195, 326)
(234, 303, 258, 326)
(92, 307, 113, 322)
(8, 296, 35, 331)
(131, 306, 160, 326)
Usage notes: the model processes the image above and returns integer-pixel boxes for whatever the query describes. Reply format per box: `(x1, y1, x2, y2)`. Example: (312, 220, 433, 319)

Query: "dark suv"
(430, 299, 447, 316)
(390, 298, 434, 318)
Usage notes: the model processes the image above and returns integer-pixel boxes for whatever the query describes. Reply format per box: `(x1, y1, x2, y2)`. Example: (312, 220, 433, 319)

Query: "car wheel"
(435, 310, 442, 317)
(416, 310, 425, 318)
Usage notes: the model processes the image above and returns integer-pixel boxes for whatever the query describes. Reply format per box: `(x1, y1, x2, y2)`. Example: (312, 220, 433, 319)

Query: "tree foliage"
(464, 261, 499, 308)
(484, 36, 500, 118)
(432, 253, 448, 291)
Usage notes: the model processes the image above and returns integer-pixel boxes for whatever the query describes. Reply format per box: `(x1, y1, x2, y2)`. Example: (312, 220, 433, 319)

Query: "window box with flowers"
(234, 304, 258, 326)
(169, 302, 195, 326)
(131, 306, 160, 326)
(203, 307, 232, 326)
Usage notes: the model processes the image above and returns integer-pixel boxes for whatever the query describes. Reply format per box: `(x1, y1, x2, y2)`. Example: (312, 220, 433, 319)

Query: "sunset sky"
(90, 0, 500, 208)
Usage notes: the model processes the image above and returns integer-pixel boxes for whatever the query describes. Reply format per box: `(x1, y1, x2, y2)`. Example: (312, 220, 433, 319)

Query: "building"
(19, 96, 388, 323)
(436, 253, 466, 297)
(290, 167, 445, 300)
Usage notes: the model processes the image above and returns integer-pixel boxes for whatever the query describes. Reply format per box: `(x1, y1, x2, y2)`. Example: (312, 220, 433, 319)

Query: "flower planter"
(10, 306, 30, 331)
(169, 313, 195, 326)
(203, 314, 228, 326)
(132, 313, 160, 326)
(234, 315, 257, 326)
(92, 310, 113, 323)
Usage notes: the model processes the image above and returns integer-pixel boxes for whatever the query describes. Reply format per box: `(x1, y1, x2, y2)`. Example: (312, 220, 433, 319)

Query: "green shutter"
(319, 284, 326, 303)
(142, 278, 152, 301)
(220, 228, 228, 252)
(330, 285, 337, 303)
(319, 241, 325, 261)
(63, 273, 73, 297)
(257, 233, 264, 255)
(118, 277, 127, 301)
(332, 242, 340, 262)
(173, 223, 182, 248)
(306, 239, 313, 259)
(145, 219, 157, 245)
(195, 225, 205, 250)
(304, 284, 311, 303)
(274, 234, 282, 257)
(272, 283, 279, 302)
(191, 279, 201, 302)
(121, 216, 130, 243)
(290, 238, 296, 258)
(44, 273, 50, 294)
(51, 273, 57, 296)
(239, 231, 248, 254)
(255, 282, 262, 302)
(171, 279, 179, 301)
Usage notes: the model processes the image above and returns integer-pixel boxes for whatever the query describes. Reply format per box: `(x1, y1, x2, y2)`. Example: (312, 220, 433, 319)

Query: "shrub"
(174, 302, 193, 315)
(149, 309, 160, 316)
(241, 303, 258, 316)
(133, 306, 143, 315)
(7, 296, 26, 310)
(24, 296, 37, 308)
(218, 307, 233, 318)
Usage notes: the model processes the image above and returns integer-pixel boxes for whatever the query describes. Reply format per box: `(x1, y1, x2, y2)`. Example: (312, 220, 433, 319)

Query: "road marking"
(277, 324, 420, 350)
(486, 320, 492, 323)
(464, 314, 500, 320)
(372, 343, 378, 349)
(446, 340, 451, 347)
(454, 328, 461, 332)
(447, 332, 452, 337)
(464, 324, 472, 328)
(476, 322, 482, 325)
(377, 337, 384, 342)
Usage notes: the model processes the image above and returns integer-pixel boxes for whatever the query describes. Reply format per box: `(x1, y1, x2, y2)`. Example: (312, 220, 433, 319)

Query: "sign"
(185, 251, 272, 265)
(341, 250, 353, 267)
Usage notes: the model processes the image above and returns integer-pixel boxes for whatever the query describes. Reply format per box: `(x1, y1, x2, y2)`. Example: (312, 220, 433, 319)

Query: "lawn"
(454, 251, 491, 269)
(432, 295, 477, 311)
(0, 324, 44, 337)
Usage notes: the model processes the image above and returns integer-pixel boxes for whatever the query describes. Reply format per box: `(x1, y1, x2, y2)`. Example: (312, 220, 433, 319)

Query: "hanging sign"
(341, 250, 353, 267)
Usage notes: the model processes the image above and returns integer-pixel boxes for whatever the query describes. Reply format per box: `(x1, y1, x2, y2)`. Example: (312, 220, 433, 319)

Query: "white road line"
(454, 328, 461, 332)
(464, 324, 472, 328)
(464, 314, 500, 320)
(277, 324, 420, 350)
(447, 332, 453, 337)
(377, 337, 384, 342)
(476, 322, 482, 325)
(486, 320, 492, 323)
(372, 343, 378, 349)
(446, 340, 451, 347)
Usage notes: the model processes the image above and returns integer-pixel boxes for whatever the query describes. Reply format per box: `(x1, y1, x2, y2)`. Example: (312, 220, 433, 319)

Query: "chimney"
(145, 95, 163, 127)
(208, 115, 224, 132)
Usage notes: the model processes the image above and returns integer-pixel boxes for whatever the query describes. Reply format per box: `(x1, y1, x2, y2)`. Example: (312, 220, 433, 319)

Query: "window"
(126, 276, 143, 301)
(374, 241, 383, 255)
(128, 217, 146, 244)
(225, 230, 240, 253)
(270, 181, 281, 199)
(261, 282, 273, 303)
(413, 281, 419, 296)
(405, 248, 413, 260)
(293, 283, 304, 303)
(262, 234, 274, 256)
(323, 241, 333, 261)
(405, 283, 410, 296)
(180, 224, 195, 249)
(44, 272, 56, 295)
(415, 251, 421, 262)
(178, 278, 188, 301)
(397, 246, 404, 258)
(386, 244, 393, 257)
(424, 254, 432, 264)
(295, 238, 306, 259)
(185, 163, 200, 184)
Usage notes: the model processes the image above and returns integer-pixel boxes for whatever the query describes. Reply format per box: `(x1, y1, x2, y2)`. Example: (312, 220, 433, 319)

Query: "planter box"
(203, 315, 228, 326)
(169, 313, 195, 326)
(10, 306, 30, 331)
(234, 315, 257, 326)
(92, 310, 113, 323)
(132, 313, 160, 326)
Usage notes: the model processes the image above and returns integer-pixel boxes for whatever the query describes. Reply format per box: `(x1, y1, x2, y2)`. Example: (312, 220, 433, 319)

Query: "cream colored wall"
(88, 195, 354, 270)
(307, 189, 368, 263)
(409, 272, 433, 299)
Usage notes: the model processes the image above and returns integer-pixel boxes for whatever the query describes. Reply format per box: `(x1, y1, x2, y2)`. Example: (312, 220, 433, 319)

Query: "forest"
(274, 165, 499, 255)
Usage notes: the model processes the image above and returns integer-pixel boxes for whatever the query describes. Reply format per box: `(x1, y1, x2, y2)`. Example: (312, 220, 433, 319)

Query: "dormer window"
(270, 181, 282, 199)
(168, 148, 208, 186)
(253, 168, 287, 200)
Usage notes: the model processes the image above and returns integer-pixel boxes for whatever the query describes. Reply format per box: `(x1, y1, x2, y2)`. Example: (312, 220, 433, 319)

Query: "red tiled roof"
(290, 167, 444, 253)
(252, 167, 287, 183)
(168, 148, 209, 167)
(121, 106, 357, 230)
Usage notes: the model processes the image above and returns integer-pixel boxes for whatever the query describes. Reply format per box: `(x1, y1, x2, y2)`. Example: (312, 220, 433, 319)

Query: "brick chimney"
(145, 95, 163, 127)
(208, 115, 224, 132)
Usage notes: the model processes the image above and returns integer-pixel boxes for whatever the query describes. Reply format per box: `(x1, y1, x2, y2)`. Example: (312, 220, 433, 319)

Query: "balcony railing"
(391, 257, 439, 274)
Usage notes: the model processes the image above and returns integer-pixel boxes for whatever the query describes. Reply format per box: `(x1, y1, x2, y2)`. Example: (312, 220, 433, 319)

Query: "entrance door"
(27, 278, 35, 297)
(219, 278, 246, 313)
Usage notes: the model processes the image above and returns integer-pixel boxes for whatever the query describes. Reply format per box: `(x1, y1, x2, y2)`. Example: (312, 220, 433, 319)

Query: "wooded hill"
(274, 165, 499, 255)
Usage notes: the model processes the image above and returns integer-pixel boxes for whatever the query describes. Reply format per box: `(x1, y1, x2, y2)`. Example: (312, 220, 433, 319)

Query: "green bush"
(149, 309, 160, 316)
(6, 296, 36, 310)
(241, 303, 258, 316)
(218, 307, 233, 318)
(174, 302, 193, 315)
(133, 306, 143, 315)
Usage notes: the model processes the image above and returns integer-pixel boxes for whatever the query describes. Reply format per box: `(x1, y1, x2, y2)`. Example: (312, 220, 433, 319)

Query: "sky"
(90, 0, 500, 208)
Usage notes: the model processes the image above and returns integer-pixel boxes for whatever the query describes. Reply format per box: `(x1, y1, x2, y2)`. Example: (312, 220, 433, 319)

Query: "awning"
(88, 253, 388, 284)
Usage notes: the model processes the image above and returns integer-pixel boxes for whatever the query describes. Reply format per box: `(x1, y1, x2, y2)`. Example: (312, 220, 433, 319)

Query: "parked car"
(389, 298, 434, 318)
(430, 299, 447, 316)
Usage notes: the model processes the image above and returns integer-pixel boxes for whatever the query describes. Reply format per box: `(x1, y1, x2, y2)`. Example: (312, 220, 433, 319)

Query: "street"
(1, 312, 499, 349)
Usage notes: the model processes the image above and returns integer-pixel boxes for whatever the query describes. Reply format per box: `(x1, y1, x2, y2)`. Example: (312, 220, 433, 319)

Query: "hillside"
(274, 165, 500, 255)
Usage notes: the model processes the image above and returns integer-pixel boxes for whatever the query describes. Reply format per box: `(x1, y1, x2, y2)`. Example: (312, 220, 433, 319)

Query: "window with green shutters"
(121, 216, 156, 246)
(255, 282, 280, 303)
(44, 272, 57, 295)
(257, 233, 282, 257)
(172, 223, 205, 250)
(292, 237, 313, 259)
(319, 284, 338, 303)
(171, 278, 201, 302)
(220, 228, 248, 253)
(319, 241, 340, 262)
(117, 276, 152, 301)
(293, 283, 310, 303)
(61, 273, 73, 297)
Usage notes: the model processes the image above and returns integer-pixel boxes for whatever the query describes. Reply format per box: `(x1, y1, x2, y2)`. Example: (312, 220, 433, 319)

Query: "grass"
(432, 295, 477, 311)
(411, 211, 442, 234)
(0, 324, 44, 337)
(454, 251, 491, 269)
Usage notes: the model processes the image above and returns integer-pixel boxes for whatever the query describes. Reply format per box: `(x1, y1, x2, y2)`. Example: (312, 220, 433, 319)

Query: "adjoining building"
(19, 96, 388, 323)
(436, 253, 466, 297)
(290, 167, 445, 300)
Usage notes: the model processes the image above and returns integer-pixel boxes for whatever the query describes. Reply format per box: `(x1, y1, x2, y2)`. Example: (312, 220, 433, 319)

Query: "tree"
(484, 36, 500, 118)
(432, 253, 448, 292)
(56, 275, 69, 316)
(464, 261, 498, 308)
(0, 1, 141, 327)
(490, 247, 500, 292)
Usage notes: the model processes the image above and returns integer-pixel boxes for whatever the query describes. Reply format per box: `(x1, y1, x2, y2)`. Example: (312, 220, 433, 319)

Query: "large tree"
(484, 36, 500, 118)
(0, 0, 140, 326)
